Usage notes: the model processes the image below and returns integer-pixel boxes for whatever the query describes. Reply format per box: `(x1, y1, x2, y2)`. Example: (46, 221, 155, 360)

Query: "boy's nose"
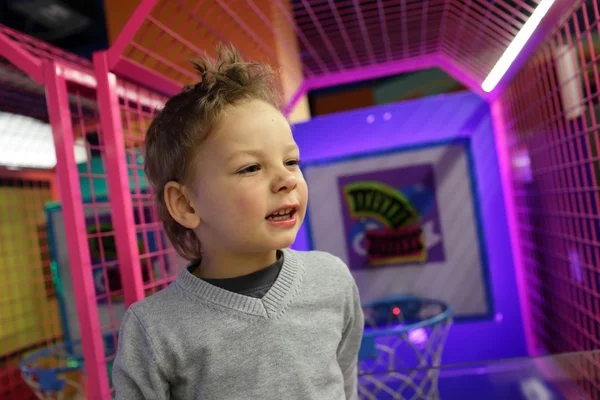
(272, 172, 298, 193)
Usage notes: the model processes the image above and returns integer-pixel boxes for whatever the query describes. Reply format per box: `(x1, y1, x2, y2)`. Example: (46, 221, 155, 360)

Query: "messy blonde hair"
(144, 44, 282, 261)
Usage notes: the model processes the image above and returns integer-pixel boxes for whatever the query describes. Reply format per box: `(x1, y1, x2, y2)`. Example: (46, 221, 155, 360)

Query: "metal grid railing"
(0, 62, 48, 121)
(69, 85, 121, 375)
(501, 0, 600, 397)
(439, 0, 541, 83)
(0, 25, 92, 69)
(104, 0, 543, 95)
(0, 175, 59, 400)
(116, 76, 177, 301)
(1, 22, 180, 398)
(63, 75, 176, 398)
(0, 61, 62, 399)
(293, 0, 444, 75)
(2, 0, 598, 398)
(111, 0, 304, 104)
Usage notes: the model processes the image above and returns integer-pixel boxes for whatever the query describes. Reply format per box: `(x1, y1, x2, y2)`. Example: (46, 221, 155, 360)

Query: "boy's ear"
(164, 181, 201, 229)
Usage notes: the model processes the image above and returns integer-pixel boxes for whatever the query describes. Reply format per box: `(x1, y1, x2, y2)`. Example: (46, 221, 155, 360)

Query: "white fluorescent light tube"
(0, 111, 88, 170)
(482, 0, 556, 93)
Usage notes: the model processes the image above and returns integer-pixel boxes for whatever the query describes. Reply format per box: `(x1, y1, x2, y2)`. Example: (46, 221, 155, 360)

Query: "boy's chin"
(267, 232, 298, 250)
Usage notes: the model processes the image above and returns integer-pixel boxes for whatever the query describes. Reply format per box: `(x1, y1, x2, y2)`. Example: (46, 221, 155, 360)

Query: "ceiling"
(294, 0, 540, 78)
(89, 0, 565, 101)
(0, 0, 593, 102)
(0, 0, 108, 59)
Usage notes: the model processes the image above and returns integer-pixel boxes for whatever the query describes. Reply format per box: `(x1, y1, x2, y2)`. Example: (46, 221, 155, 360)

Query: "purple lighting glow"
(409, 328, 428, 345)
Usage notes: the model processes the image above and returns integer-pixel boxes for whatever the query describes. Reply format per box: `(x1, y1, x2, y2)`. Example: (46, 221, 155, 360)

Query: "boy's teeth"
(269, 214, 290, 221)
(268, 208, 294, 220)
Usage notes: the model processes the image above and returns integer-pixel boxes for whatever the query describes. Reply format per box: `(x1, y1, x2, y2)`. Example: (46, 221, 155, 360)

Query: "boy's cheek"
(232, 196, 261, 217)
(300, 182, 309, 204)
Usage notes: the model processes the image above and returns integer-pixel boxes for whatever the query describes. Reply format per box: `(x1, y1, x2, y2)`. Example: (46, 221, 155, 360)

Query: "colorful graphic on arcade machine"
(338, 164, 445, 270)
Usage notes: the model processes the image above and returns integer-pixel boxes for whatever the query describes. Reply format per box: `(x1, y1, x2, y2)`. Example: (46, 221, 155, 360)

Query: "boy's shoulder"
(286, 248, 354, 283)
(125, 281, 181, 323)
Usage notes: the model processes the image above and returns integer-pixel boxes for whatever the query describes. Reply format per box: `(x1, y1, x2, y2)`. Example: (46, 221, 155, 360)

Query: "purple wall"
(292, 91, 528, 364)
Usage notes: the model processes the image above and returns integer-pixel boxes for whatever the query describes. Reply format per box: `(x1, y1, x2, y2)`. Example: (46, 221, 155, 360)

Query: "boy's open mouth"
(266, 206, 298, 221)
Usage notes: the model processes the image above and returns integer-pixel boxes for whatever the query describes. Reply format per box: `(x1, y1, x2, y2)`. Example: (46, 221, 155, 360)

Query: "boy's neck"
(192, 250, 279, 280)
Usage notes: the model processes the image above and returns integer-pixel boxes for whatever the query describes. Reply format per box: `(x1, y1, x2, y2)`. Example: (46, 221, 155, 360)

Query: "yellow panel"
(0, 185, 62, 355)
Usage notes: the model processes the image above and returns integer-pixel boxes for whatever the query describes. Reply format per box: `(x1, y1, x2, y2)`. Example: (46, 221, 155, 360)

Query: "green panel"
(373, 68, 464, 105)
(76, 154, 147, 201)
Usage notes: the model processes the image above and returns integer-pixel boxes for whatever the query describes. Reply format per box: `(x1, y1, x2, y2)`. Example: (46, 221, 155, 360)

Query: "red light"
(392, 307, 401, 316)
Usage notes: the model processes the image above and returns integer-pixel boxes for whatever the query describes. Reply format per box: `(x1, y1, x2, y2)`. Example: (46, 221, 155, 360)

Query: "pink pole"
(436, 54, 489, 100)
(43, 60, 111, 399)
(106, 0, 159, 69)
(113, 58, 181, 97)
(282, 82, 307, 117)
(0, 27, 43, 84)
(93, 51, 145, 307)
(303, 55, 438, 91)
(490, 98, 539, 356)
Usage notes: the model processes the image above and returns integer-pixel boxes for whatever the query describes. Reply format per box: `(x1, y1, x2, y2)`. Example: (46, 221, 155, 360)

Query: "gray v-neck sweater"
(112, 248, 364, 400)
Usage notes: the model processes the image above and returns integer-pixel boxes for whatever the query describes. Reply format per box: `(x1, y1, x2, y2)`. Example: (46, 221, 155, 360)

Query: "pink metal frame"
(103, 0, 187, 96)
(0, 25, 145, 400)
(303, 55, 438, 91)
(497, 4, 600, 392)
(89, 0, 573, 367)
(98, 0, 576, 102)
(490, 99, 539, 355)
(0, 30, 43, 84)
(122, 0, 578, 353)
(43, 61, 111, 399)
(0, 0, 583, 397)
(94, 51, 146, 307)
(97, 0, 575, 97)
(488, 0, 580, 100)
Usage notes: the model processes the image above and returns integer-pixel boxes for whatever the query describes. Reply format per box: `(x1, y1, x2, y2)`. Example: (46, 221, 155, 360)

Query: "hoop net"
(358, 295, 453, 400)
(19, 341, 86, 400)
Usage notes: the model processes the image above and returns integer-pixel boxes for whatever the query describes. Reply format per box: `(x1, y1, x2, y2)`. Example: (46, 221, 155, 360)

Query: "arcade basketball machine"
(1, 0, 599, 399)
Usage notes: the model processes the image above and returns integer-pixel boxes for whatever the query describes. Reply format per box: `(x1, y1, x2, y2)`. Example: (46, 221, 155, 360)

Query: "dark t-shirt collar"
(187, 250, 283, 295)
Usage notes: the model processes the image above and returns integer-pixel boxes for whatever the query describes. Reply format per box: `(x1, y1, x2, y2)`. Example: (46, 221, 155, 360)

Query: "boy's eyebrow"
(226, 149, 262, 164)
(284, 144, 300, 153)
(227, 144, 299, 163)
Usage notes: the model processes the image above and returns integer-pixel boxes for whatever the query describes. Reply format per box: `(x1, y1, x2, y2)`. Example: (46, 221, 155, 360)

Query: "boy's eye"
(286, 159, 301, 167)
(238, 164, 260, 175)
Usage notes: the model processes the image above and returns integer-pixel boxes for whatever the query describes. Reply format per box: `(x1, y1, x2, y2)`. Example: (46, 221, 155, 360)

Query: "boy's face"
(190, 99, 308, 256)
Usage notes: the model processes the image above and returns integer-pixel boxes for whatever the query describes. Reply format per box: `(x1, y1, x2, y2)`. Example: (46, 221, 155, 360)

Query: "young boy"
(113, 44, 364, 400)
